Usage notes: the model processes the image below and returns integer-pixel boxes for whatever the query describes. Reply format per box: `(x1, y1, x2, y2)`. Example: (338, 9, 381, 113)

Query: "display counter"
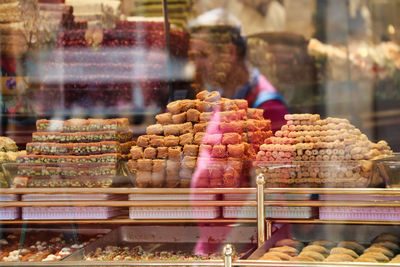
(2, 0, 400, 266)
(2, 184, 400, 266)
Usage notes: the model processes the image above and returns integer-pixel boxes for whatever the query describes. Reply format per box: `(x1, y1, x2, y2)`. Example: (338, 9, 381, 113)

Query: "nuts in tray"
(260, 233, 400, 263)
(0, 232, 104, 262)
(85, 245, 221, 261)
(254, 114, 393, 188)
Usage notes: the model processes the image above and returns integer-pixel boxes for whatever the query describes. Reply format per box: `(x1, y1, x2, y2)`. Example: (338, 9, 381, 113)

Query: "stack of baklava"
(128, 90, 272, 188)
(15, 118, 134, 188)
(255, 114, 393, 187)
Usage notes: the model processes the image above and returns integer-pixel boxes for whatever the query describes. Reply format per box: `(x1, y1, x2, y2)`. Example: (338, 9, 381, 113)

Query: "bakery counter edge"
(3, 187, 400, 195)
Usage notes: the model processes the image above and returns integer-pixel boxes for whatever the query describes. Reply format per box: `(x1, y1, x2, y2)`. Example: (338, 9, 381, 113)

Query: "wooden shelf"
(269, 219, 400, 225)
(0, 218, 256, 225)
(3, 187, 400, 195)
(0, 260, 225, 266)
(263, 200, 400, 207)
(0, 188, 257, 194)
(2, 187, 400, 225)
(0, 200, 257, 208)
(3, 200, 399, 208)
(263, 188, 400, 195)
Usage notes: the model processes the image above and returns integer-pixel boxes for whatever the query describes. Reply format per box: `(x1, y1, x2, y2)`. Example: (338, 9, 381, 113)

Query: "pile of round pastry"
(257, 114, 392, 162)
(128, 90, 272, 188)
(260, 233, 400, 263)
(255, 114, 393, 188)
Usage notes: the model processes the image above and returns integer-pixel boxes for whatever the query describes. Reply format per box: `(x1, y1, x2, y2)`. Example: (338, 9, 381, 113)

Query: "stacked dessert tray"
(0, 227, 111, 263)
(2, 186, 400, 266)
(0, 155, 400, 266)
(65, 225, 257, 263)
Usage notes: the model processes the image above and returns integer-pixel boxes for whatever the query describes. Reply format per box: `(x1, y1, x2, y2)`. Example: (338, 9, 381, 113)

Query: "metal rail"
(1, 260, 399, 267)
(256, 174, 265, 247)
(1, 261, 400, 267)
(0, 261, 225, 266)
(0, 188, 257, 194)
(3, 187, 400, 195)
(269, 219, 400, 225)
(263, 188, 400, 195)
(0, 200, 256, 208)
(0, 218, 256, 225)
(262, 200, 400, 207)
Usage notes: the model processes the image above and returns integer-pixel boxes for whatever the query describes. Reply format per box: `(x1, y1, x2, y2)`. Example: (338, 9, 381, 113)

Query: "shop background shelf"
(3, 187, 400, 195)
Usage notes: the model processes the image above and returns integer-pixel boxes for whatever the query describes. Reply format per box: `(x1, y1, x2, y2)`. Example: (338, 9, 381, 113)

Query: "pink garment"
(258, 100, 288, 133)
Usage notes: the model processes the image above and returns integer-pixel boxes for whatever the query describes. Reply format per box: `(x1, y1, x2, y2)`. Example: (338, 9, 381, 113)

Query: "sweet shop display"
(35, 19, 190, 114)
(259, 233, 400, 263)
(131, 0, 191, 30)
(56, 21, 189, 56)
(15, 118, 134, 188)
(255, 114, 393, 188)
(308, 39, 400, 83)
(38, 3, 75, 31)
(0, 231, 105, 262)
(37, 1, 86, 49)
(0, 0, 27, 56)
(65, 0, 121, 28)
(1, 2, 400, 267)
(127, 90, 272, 188)
(35, 0, 90, 49)
(247, 32, 316, 92)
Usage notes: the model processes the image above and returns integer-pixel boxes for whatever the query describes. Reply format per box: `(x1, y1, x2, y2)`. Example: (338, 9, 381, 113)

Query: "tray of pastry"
(0, 227, 110, 262)
(249, 223, 400, 264)
(65, 225, 257, 262)
(255, 160, 385, 188)
(6, 161, 131, 188)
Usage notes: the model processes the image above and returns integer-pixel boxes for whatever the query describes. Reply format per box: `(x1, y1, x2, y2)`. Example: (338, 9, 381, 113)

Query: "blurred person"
(189, 8, 289, 132)
(189, 10, 290, 255)
(191, 0, 286, 35)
